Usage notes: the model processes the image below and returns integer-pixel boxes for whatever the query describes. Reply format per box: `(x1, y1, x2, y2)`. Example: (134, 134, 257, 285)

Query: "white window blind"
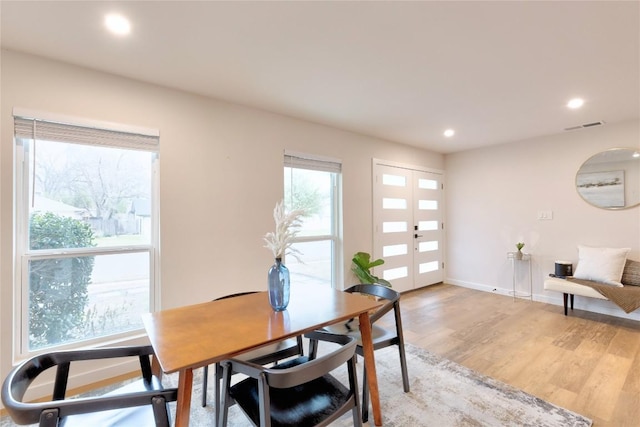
(14, 116, 159, 151)
(284, 153, 341, 173)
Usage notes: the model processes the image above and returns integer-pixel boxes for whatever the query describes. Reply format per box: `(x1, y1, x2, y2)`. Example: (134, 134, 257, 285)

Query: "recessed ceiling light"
(633, 152, 640, 158)
(105, 13, 131, 36)
(567, 98, 585, 109)
(444, 129, 455, 138)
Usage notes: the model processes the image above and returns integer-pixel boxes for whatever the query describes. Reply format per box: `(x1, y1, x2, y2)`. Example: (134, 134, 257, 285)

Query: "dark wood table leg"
(175, 368, 193, 427)
(151, 355, 163, 380)
(359, 311, 382, 426)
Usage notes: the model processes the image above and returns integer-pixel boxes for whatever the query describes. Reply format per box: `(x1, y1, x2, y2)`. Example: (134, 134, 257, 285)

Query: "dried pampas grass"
(263, 200, 305, 261)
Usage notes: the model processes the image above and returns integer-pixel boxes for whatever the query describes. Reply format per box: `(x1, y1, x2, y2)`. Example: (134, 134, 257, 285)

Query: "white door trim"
(372, 159, 445, 291)
(373, 158, 444, 175)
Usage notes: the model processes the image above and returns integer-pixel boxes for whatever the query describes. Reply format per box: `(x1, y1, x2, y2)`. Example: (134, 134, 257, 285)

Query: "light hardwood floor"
(385, 283, 640, 427)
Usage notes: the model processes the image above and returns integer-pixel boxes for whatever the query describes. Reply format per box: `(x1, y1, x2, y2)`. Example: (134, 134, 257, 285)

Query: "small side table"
(507, 252, 532, 301)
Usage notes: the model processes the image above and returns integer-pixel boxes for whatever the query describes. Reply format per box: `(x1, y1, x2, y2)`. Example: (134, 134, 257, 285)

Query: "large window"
(284, 153, 341, 288)
(14, 112, 159, 355)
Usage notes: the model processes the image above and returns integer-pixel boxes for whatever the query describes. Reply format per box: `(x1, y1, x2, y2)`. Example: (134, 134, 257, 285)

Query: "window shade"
(284, 154, 341, 173)
(14, 116, 159, 151)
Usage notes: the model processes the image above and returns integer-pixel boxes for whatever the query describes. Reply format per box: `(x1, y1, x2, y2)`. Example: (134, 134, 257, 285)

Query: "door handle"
(414, 234, 423, 238)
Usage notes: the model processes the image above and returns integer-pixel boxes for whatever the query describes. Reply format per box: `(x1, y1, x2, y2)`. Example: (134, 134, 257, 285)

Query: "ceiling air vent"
(564, 121, 606, 131)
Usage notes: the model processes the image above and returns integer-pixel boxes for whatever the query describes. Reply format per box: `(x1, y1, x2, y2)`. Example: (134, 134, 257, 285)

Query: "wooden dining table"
(142, 285, 384, 426)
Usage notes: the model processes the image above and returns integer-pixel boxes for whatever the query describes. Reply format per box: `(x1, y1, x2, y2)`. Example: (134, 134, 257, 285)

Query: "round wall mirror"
(576, 148, 640, 209)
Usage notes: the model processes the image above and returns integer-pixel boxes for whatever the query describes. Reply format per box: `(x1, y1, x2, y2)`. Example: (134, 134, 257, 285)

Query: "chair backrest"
(263, 331, 356, 389)
(221, 331, 361, 427)
(345, 283, 401, 323)
(346, 283, 399, 301)
(2, 345, 177, 426)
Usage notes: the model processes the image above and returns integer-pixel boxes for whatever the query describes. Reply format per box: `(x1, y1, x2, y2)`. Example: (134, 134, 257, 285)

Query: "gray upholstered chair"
(320, 283, 410, 422)
(202, 291, 304, 416)
(218, 330, 361, 427)
(1, 345, 177, 427)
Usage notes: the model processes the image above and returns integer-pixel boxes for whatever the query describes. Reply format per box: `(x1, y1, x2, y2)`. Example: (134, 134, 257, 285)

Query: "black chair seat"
(324, 321, 399, 349)
(230, 357, 352, 427)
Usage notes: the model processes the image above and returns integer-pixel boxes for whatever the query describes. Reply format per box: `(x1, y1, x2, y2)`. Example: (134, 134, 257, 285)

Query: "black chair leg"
(308, 337, 319, 360)
(202, 366, 209, 407)
(348, 357, 363, 427)
(151, 396, 170, 426)
(39, 409, 59, 427)
(215, 363, 223, 418)
(361, 362, 370, 423)
(399, 345, 410, 393)
(218, 362, 233, 427)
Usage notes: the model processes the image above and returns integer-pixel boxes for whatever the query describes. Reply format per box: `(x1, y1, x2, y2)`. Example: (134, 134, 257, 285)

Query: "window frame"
(13, 111, 160, 358)
(284, 152, 343, 289)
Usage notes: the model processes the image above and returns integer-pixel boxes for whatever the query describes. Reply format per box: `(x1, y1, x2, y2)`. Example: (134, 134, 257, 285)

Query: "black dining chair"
(1, 345, 177, 427)
(218, 330, 361, 427)
(202, 291, 304, 417)
(319, 283, 410, 422)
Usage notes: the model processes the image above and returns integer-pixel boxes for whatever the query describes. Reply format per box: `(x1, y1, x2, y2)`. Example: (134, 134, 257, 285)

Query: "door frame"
(372, 158, 446, 290)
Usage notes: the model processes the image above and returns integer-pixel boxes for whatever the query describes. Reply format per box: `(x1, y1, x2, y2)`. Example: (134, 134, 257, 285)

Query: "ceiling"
(1, 1, 638, 154)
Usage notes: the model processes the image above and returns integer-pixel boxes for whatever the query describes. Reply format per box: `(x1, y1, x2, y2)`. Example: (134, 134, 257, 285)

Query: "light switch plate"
(537, 210, 553, 220)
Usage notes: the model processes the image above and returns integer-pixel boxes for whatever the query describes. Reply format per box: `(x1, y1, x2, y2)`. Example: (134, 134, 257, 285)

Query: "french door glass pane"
(286, 241, 333, 287)
(28, 252, 149, 350)
(382, 174, 406, 187)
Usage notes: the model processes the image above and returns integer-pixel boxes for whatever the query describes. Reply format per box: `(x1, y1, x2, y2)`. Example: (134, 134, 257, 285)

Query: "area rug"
(348, 344, 592, 427)
(0, 343, 592, 427)
(168, 343, 591, 427)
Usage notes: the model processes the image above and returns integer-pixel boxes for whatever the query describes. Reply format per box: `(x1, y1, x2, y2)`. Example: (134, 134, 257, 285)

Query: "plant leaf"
(351, 251, 390, 285)
(375, 278, 392, 287)
(368, 258, 385, 268)
(352, 252, 371, 266)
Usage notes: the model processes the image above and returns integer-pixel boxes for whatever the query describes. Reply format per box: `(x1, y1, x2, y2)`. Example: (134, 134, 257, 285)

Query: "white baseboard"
(446, 277, 640, 322)
(446, 278, 512, 297)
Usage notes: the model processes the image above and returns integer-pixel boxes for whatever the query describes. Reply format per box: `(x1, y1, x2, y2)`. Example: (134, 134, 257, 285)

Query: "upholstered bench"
(545, 257, 640, 316)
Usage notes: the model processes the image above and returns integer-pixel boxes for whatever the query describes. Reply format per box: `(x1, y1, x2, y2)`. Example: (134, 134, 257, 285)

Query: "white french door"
(373, 161, 444, 293)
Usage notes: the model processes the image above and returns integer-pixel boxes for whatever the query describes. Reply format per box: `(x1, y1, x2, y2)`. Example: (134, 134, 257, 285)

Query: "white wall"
(445, 119, 640, 319)
(0, 50, 443, 389)
(2, 47, 638, 400)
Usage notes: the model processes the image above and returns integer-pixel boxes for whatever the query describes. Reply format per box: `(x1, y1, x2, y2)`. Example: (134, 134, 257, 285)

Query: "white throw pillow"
(573, 245, 631, 287)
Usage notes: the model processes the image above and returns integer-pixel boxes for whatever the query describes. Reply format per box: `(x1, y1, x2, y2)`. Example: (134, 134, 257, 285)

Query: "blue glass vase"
(268, 258, 290, 311)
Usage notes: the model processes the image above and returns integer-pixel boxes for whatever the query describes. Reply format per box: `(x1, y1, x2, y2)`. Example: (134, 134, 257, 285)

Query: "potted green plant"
(515, 242, 525, 260)
(351, 252, 392, 287)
